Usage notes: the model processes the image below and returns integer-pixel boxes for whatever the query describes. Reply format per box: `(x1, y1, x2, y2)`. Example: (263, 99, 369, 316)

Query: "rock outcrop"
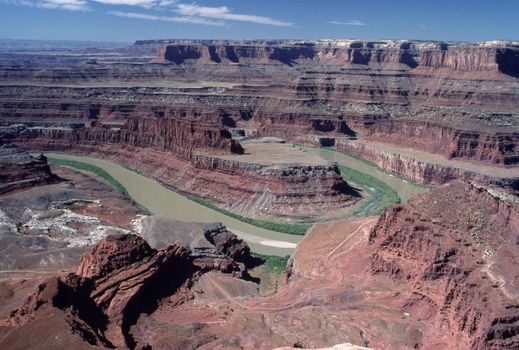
(75, 235, 190, 348)
(1, 38, 519, 210)
(4, 116, 242, 161)
(364, 119, 519, 166)
(369, 182, 519, 349)
(0, 143, 59, 194)
(2, 39, 519, 185)
(74, 234, 156, 279)
(418, 45, 519, 76)
(336, 139, 519, 191)
(3, 229, 255, 349)
(3, 180, 519, 349)
(137, 217, 254, 270)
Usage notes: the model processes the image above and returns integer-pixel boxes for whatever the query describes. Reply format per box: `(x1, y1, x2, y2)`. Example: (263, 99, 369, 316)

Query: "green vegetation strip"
(339, 165, 400, 216)
(48, 155, 397, 233)
(322, 146, 429, 190)
(187, 196, 312, 235)
(252, 253, 290, 275)
(122, 164, 145, 176)
(48, 153, 400, 233)
(47, 157, 131, 198)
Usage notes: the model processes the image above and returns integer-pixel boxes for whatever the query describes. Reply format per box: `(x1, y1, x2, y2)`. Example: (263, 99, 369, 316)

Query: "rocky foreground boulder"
(1, 229, 253, 349)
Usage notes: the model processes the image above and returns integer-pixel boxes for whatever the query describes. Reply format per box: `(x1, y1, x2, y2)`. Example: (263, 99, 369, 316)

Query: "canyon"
(0, 38, 519, 349)
(1, 39, 518, 200)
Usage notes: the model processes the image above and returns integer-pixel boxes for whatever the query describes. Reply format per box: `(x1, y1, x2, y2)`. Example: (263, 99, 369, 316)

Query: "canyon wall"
(150, 40, 519, 168)
(336, 139, 519, 191)
(4, 231, 254, 349)
(0, 143, 59, 194)
(2, 122, 354, 219)
(364, 119, 519, 165)
(3, 116, 241, 160)
(1, 39, 519, 193)
(419, 46, 519, 76)
(369, 182, 519, 349)
(154, 40, 519, 77)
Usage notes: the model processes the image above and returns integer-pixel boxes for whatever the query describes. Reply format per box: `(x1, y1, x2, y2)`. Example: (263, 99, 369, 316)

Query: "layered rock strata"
(138, 217, 252, 263)
(0, 143, 59, 194)
(1, 39, 519, 198)
(3, 182, 519, 349)
(369, 182, 519, 349)
(336, 139, 519, 191)
(150, 40, 519, 168)
(364, 119, 519, 166)
(4, 116, 242, 160)
(2, 122, 354, 219)
(154, 40, 519, 76)
(0, 165, 145, 271)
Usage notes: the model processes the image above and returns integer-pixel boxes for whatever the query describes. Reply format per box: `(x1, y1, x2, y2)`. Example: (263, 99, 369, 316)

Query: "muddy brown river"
(45, 149, 426, 256)
(45, 153, 300, 256)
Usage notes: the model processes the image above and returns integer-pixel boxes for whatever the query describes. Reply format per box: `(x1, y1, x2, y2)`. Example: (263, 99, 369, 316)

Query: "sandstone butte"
(0, 38, 519, 349)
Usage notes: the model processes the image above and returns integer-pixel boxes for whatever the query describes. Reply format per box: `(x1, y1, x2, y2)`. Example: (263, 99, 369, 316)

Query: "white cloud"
(38, 0, 89, 11)
(108, 10, 225, 26)
(90, 0, 157, 9)
(157, 0, 175, 7)
(176, 3, 293, 27)
(2, 0, 295, 27)
(0, 0, 35, 7)
(2, 0, 90, 11)
(329, 20, 366, 26)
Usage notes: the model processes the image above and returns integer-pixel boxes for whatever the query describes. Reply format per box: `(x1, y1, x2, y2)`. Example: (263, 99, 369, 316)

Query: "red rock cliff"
(154, 40, 519, 77)
(0, 143, 59, 194)
(365, 119, 519, 166)
(4, 119, 355, 220)
(369, 182, 519, 349)
(10, 115, 243, 160)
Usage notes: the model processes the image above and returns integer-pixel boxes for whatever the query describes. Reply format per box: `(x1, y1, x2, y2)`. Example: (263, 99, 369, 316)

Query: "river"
(45, 149, 426, 257)
(45, 153, 299, 256)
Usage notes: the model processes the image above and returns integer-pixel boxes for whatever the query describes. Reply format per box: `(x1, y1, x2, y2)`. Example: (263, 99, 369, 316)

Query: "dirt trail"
(206, 218, 378, 313)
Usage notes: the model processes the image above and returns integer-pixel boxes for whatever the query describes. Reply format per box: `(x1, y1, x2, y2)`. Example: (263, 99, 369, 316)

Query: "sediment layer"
(336, 138, 519, 191)
(0, 143, 59, 194)
(2, 181, 519, 349)
(154, 40, 519, 77)
(3, 230, 253, 349)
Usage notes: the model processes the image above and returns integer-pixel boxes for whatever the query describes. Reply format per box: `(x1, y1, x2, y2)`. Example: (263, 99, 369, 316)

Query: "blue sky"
(0, 0, 518, 43)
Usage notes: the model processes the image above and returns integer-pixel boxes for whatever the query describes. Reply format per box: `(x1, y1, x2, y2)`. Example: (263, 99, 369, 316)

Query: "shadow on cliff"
(334, 180, 362, 199)
(122, 260, 196, 349)
(124, 260, 261, 347)
(497, 49, 519, 78)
